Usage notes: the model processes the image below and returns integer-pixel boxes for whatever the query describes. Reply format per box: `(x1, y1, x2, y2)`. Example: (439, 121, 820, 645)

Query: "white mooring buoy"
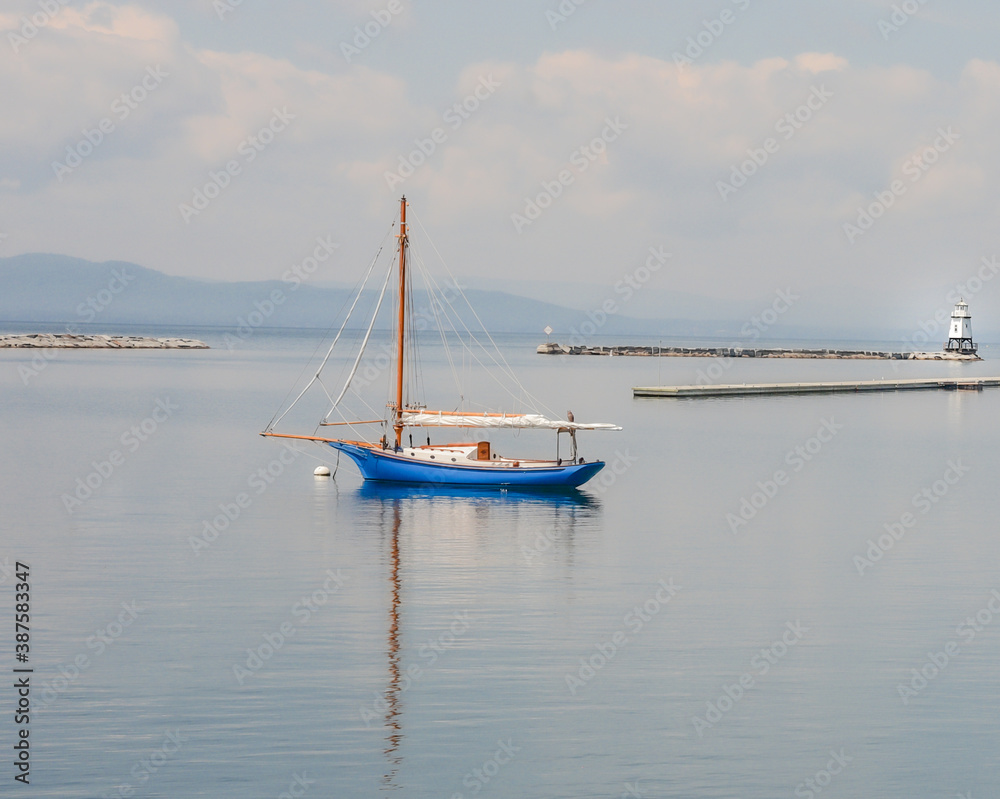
(314, 466, 331, 477)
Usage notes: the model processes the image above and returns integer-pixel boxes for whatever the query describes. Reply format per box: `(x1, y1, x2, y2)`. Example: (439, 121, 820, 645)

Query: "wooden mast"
(394, 196, 407, 447)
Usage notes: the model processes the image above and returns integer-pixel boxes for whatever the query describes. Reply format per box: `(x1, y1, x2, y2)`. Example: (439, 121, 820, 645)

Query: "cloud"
(345, 49, 996, 300)
(51, 2, 180, 41)
(794, 52, 849, 73)
(3, 7, 1000, 315)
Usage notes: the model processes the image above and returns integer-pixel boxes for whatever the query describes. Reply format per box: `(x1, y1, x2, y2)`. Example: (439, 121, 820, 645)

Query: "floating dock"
(633, 377, 1000, 399)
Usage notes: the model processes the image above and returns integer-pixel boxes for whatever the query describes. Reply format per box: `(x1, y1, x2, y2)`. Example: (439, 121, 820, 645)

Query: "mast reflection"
(381, 500, 403, 791)
(355, 483, 602, 791)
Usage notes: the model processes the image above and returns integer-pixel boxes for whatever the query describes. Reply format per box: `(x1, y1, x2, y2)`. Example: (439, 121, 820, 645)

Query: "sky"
(3, 0, 1000, 330)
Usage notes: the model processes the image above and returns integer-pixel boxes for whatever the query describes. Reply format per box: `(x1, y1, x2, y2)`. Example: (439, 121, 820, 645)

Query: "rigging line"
(386, 265, 401, 415)
(413, 259, 540, 413)
(265, 220, 396, 431)
(330, 369, 391, 441)
(407, 239, 470, 386)
(410, 212, 554, 416)
(321, 397, 376, 444)
(277, 441, 343, 473)
(406, 250, 428, 407)
(413, 241, 462, 384)
(267, 229, 392, 432)
(403, 246, 416, 404)
(309, 240, 388, 403)
(314, 376, 339, 410)
(346, 388, 385, 423)
(264, 295, 363, 432)
(326, 322, 372, 404)
(409, 212, 549, 400)
(410, 239, 464, 402)
(431, 306, 528, 411)
(324, 253, 395, 420)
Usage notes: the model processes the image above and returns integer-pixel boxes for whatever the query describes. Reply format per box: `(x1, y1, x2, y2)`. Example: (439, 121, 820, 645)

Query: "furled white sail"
(400, 411, 621, 431)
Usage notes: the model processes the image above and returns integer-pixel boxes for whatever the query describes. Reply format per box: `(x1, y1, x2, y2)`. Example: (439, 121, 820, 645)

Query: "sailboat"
(261, 196, 620, 488)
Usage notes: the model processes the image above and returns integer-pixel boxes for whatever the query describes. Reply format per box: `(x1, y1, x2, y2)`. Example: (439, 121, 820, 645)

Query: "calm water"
(2, 328, 1000, 798)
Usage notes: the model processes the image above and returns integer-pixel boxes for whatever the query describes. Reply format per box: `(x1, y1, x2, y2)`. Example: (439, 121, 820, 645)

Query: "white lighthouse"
(945, 298, 976, 353)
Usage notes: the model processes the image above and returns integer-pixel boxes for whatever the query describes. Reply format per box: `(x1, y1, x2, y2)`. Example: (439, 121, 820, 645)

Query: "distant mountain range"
(0, 253, 749, 338)
(1, 253, 994, 344)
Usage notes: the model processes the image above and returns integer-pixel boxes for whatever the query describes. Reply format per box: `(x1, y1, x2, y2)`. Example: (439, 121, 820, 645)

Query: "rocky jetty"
(537, 343, 980, 361)
(0, 333, 208, 349)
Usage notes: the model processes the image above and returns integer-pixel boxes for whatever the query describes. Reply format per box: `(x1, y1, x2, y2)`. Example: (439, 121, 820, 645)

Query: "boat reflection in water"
(355, 482, 601, 508)
(352, 483, 601, 790)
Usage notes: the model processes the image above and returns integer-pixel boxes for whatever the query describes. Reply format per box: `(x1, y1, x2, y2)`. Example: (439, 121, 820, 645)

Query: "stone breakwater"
(0, 334, 209, 349)
(537, 343, 979, 361)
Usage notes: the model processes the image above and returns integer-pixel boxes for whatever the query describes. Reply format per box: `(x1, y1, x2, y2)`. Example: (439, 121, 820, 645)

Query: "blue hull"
(327, 443, 604, 488)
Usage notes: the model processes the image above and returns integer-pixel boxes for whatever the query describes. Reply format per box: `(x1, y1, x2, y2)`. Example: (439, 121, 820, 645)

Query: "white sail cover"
(400, 411, 621, 431)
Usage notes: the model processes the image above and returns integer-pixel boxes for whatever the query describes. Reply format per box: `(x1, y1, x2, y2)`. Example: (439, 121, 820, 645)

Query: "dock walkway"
(632, 377, 1000, 399)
